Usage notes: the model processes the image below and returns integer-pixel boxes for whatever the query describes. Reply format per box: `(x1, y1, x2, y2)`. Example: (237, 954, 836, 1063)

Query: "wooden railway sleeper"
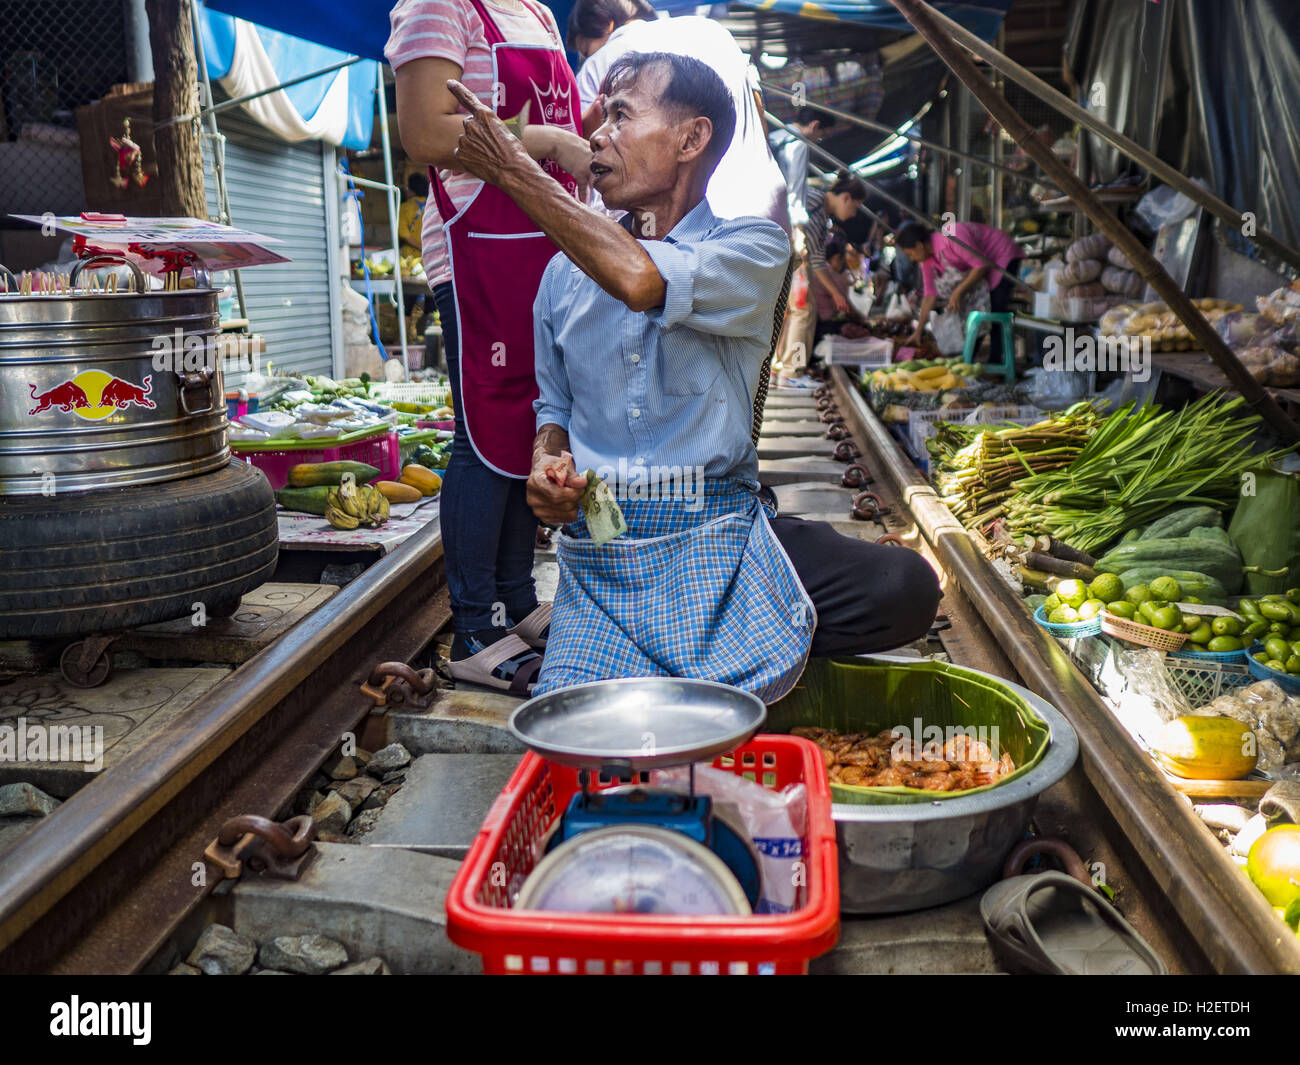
(204, 814, 316, 881)
(360, 661, 440, 709)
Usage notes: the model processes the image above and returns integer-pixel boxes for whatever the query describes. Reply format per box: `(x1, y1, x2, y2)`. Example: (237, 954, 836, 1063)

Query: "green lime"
(1206, 635, 1243, 653)
(1183, 595, 1204, 605)
(1261, 601, 1293, 622)
(1286, 655, 1300, 675)
(1270, 622, 1291, 635)
(1049, 604, 1080, 625)
(1125, 584, 1153, 605)
(1151, 605, 1182, 631)
(1138, 599, 1164, 624)
(1255, 652, 1270, 663)
(1244, 620, 1270, 638)
(1043, 593, 1062, 614)
(1188, 622, 1214, 644)
(1106, 601, 1136, 620)
(1088, 573, 1124, 603)
(1291, 641, 1300, 658)
(1212, 616, 1243, 637)
(1149, 576, 1182, 602)
(1078, 598, 1105, 620)
(1266, 659, 1288, 673)
(1238, 598, 1262, 617)
(1056, 579, 1088, 609)
(1247, 826, 1300, 909)
(1288, 588, 1300, 605)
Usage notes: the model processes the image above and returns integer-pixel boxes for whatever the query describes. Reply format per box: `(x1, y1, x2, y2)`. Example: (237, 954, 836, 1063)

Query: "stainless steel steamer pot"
(0, 262, 229, 494)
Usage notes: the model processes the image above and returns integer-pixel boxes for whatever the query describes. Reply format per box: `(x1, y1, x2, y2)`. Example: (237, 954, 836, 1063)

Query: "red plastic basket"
(231, 429, 400, 490)
(446, 734, 840, 975)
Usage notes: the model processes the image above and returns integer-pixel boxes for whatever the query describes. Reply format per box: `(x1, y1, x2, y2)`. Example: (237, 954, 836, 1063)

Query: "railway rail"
(0, 369, 1296, 974)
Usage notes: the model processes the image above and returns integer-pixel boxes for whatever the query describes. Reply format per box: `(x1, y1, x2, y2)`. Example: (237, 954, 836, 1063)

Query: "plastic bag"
(928, 311, 966, 355)
(1112, 648, 1192, 748)
(650, 764, 807, 914)
(1215, 310, 1264, 349)
(1023, 366, 1092, 407)
(1135, 183, 1201, 232)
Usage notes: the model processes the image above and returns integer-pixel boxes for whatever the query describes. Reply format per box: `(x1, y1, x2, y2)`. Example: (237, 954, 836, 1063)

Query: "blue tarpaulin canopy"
(198, 3, 380, 149)
(203, 0, 1011, 63)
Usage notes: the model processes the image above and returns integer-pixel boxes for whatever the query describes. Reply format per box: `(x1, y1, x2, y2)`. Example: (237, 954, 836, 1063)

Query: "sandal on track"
(980, 871, 1167, 975)
(446, 633, 543, 696)
(508, 602, 551, 650)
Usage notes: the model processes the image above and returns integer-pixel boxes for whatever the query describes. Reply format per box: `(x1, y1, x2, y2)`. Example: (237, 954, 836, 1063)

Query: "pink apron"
(430, 0, 581, 477)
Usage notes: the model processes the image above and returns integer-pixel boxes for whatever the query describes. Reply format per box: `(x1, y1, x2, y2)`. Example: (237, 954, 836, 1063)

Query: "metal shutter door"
(204, 110, 336, 384)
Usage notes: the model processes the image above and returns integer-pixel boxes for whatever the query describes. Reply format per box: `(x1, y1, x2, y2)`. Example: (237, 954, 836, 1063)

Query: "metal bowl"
(830, 656, 1079, 914)
(509, 677, 767, 772)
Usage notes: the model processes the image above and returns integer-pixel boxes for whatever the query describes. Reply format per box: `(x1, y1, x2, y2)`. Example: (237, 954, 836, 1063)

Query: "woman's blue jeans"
(432, 282, 539, 632)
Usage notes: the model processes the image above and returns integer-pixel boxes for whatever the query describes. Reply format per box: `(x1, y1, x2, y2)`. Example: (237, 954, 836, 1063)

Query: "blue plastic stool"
(962, 311, 1016, 382)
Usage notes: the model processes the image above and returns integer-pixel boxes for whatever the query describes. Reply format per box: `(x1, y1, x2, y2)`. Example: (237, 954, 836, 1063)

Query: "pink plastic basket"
(232, 429, 399, 490)
(446, 735, 840, 975)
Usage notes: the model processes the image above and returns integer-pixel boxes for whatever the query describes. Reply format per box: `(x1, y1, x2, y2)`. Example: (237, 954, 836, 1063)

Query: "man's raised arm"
(446, 80, 666, 312)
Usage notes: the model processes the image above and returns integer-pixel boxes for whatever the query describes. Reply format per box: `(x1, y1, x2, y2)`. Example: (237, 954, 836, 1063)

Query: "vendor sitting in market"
(447, 52, 940, 701)
(897, 220, 1021, 353)
(813, 239, 866, 342)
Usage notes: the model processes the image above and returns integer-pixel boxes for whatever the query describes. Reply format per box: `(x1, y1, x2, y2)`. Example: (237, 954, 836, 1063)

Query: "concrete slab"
(758, 421, 825, 438)
(366, 753, 523, 858)
(533, 556, 560, 603)
(811, 893, 1001, 975)
(760, 406, 821, 421)
(757, 457, 845, 486)
(229, 842, 480, 974)
(773, 484, 857, 517)
(118, 584, 340, 664)
(387, 687, 526, 755)
(762, 394, 819, 408)
(757, 436, 836, 459)
(0, 667, 230, 796)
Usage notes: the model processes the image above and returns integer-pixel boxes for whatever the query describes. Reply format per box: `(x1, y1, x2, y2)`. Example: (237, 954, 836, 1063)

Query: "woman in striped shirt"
(387, 0, 593, 693)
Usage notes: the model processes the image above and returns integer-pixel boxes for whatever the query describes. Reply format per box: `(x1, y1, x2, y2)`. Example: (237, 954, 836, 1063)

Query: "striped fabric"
(385, 0, 562, 286)
(532, 200, 792, 485)
(803, 185, 831, 271)
(536, 481, 815, 703)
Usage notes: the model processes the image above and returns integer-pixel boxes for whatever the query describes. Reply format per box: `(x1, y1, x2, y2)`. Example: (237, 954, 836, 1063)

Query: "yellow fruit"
(399, 464, 442, 496)
(375, 480, 422, 504)
(914, 364, 949, 381)
(1246, 825, 1300, 909)
(1152, 715, 1258, 780)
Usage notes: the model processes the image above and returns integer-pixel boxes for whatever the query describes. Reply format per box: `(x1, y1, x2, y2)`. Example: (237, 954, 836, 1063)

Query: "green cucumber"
(275, 486, 333, 515)
(1142, 506, 1222, 541)
(1096, 536, 1244, 594)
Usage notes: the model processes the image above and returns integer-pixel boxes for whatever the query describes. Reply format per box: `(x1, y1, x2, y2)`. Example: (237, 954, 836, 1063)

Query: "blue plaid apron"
(535, 480, 816, 704)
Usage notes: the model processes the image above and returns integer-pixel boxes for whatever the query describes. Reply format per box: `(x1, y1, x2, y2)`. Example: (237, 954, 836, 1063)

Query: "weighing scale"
(509, 678, 769, 914)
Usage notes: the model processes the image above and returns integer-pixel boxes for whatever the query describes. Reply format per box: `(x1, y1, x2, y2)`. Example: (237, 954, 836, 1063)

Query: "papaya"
(275, 486, 333, 515)
(1152, 715, 1258, 780)
(374, 480, 422, 504)
(399, 464, 442, 496)
(287, 461, 381, 487)
(1142, 506, 1222, 541)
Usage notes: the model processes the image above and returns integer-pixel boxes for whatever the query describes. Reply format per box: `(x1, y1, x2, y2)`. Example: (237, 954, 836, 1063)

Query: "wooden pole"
(917, 1, 1300, 276)
(888, 0, 1300, 445)
(146, 0, 207, 218)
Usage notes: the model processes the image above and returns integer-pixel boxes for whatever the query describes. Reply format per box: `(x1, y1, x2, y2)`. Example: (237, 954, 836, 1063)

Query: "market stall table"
(1151, 351, 1300, 412)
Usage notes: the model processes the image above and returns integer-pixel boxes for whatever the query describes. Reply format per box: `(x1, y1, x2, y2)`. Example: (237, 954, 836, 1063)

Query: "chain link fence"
(1, 0, 130, 266)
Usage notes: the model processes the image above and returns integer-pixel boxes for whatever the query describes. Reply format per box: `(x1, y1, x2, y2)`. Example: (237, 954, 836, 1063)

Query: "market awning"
(202, 0, 1011, 63)
(197, 3, 379, 149)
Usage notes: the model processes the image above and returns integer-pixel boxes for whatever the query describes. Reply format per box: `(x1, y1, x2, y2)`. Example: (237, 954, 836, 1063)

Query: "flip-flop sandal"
(980, 871, 1167, 975)
(446, 633, 543, 696)
(508, 602, 551, 651)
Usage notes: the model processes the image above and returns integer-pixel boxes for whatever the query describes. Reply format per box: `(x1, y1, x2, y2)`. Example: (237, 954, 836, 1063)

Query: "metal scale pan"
(509, 677, 767, 773)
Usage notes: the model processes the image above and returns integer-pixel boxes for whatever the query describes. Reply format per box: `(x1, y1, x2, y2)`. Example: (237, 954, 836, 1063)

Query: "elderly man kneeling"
(448, 51, 939, 701)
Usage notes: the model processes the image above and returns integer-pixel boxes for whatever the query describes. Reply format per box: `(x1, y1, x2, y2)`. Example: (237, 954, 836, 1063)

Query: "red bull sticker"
(28, 370, 154, 419)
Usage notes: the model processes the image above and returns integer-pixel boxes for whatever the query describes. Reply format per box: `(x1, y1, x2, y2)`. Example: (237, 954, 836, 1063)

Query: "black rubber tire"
(0, 460, 278, 638)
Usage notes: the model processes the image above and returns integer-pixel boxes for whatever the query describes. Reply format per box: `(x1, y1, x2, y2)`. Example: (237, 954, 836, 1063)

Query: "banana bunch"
(325, 473, 390, 530)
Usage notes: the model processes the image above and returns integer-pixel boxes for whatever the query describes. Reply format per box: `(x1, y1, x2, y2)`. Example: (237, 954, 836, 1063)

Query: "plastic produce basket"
(446, 735, 840, 975)
(1246, 643, 1300, 694)
(232, 428, 399, 490)
(1168, 646, 1248, 665)
(370, 381, 451, 407)
(1034, 603, 1103, 638)
(1164, 657, 1252, 709)
(1100, 611, 1188, 652)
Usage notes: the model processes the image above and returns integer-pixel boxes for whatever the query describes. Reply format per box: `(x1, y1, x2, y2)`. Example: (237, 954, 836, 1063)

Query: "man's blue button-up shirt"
(532, 199, 791, 486)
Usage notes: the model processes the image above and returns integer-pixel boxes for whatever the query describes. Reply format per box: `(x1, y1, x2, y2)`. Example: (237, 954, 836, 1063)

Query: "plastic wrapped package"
(1215, 310, 1264, 348)
(1099, 303, 1139, 336)
(227, 424, 271, 443)
(1134, 184, 1201, 232)
(651, 764, 807, 914)
(1065, 234, 1111, 263)
(1058, 258, 1104, 285)
(1257, 280, 1300, 327)
(1107, 245, 1135, 270)
(1191, 680, 1300, 770)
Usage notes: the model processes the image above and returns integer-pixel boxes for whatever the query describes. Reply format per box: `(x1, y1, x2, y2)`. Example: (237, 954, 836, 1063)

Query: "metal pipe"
(828, 365, 1300, 974)
(762, 81, 1051, 188)
(766, 111, 1037, 296)
(189, 1, 247, 321)
(917, 1, 1300, 275)
(155, 56, 364, 130)
(888, 0, 1300, 445)
(375, 64, 409, 372)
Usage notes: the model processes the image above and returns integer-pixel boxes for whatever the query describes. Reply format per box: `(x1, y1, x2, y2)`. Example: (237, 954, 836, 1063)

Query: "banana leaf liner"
(767, 656, 1051, 805)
